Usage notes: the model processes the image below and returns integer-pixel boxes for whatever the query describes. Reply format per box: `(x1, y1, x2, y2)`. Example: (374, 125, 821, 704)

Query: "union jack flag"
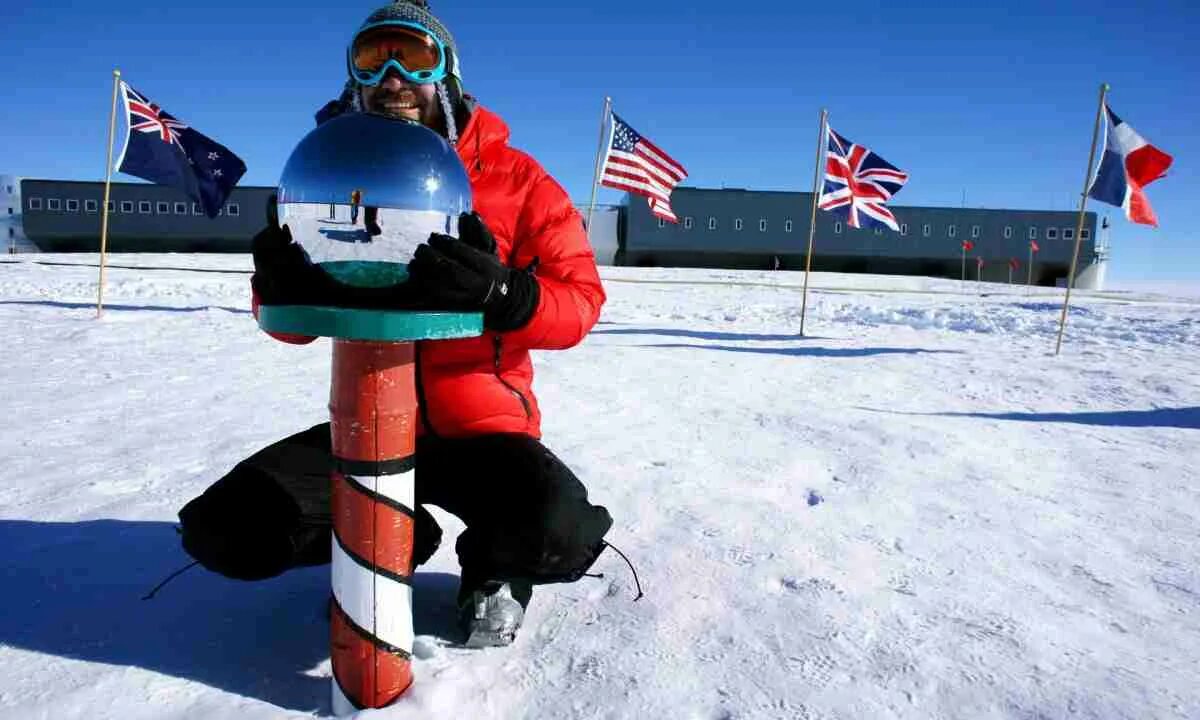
(115, 81, 245, 218)
(600, 112, 687, 223)
(818, 127, 909, 231)
(124, 85, 189, 150)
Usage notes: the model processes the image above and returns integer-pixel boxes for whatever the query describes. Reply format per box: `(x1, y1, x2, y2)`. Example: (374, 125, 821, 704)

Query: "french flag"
(1087, 104, 1173, 226)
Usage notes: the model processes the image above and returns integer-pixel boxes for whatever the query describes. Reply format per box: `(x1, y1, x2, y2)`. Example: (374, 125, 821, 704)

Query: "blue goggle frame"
(347, 20, 448, 87)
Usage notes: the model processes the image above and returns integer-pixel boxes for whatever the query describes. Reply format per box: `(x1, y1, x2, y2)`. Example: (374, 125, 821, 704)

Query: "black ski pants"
(182, 424, 612, 606)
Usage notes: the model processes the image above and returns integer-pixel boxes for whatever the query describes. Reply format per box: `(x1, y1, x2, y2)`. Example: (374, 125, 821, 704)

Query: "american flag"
(818, 127, 909, 231)
(600, 112, 687, 222)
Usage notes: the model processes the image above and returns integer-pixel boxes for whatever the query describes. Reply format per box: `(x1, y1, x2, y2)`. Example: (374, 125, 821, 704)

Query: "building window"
(156, 201, 169, 214)
(47, 198, 61, 211)
(5, 185, 11, 194)
(785, 219, 793, 232)
(7, 228, 12, 239)
(948, 225, 957, 238)
(175, 202, 188, 215)
(1063, 228, 1074, 241)
(834, 221, 843, 234)
(923, 223, 931, 237)
(759, 219, 767, 232)
(85, 199, 98, 213)
(656, 217, 666, 228)
(734, 218, 743, 231)
(28, 197, 42, 211)
(66, 199, 80, 212)
(139, 201, 151, 214)
(1046, 227, 1058, 240)
(6, 207, 11, 215)
(120, 201, 133, 213)
(900, 223, 908, 235)
(708, 217, 716, 230)
(107, 201, 115, 213)
(873, 226, 883, 235)
(193, 203, 203, 216)
(1003, 226, 1012, 239)
(971, 225, 980, 238)
(684, 216, 693, 229)
(1080, 229, 1090, 240)
(1029, 227, 1038, 240)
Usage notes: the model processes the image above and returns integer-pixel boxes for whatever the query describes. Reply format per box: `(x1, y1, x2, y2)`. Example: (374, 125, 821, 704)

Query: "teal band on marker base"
(258, 304, 483, 342)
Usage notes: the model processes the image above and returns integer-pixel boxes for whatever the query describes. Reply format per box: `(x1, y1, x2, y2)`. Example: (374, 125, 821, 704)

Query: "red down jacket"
(252, 105, 606, 439)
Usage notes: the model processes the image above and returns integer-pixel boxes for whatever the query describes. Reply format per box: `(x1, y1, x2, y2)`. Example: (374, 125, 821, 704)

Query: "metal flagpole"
(799, 108, 828, 337)
(97, 70, 122, 318)
(1055, 83, 1109, 355)
(1027, 242, 1034, 286)
(585, 96, 612, 244)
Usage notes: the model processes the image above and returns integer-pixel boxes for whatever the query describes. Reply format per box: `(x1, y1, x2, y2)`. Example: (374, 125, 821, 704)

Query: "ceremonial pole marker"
(259, 307, 481, 715)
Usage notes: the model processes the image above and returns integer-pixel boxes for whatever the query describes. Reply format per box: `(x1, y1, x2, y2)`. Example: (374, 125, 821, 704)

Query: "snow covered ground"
(1, 254, 1197, 720)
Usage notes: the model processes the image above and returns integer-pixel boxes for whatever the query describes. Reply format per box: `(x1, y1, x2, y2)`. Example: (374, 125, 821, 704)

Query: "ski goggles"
(347, 21, 448, 86)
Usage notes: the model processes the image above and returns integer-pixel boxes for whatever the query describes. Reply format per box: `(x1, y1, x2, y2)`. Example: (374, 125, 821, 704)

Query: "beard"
(365, 87, 427, 124)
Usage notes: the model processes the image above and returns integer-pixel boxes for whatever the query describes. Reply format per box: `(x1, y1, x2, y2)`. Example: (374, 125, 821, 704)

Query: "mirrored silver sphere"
(277, 112, 472, 287)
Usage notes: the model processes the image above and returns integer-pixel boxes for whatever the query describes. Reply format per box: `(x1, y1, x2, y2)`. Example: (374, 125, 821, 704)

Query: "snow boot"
(459, 581, 527, 648)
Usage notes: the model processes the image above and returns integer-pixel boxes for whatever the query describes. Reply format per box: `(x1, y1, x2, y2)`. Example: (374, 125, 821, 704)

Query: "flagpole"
(799, 108, 827, 338)
(1027, 242, 1034, 286)
(585, 96, 612, 246)
(1055, 82, 1109, 355)
(97, 69, 122, 318)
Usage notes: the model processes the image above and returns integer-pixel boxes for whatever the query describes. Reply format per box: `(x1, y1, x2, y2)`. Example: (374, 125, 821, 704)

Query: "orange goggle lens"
(351, 26, 443, 75)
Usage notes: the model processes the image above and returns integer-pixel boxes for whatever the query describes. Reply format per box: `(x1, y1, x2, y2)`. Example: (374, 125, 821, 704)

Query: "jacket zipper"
(493, 334, 532, 419)
(413, 342, 440, 438)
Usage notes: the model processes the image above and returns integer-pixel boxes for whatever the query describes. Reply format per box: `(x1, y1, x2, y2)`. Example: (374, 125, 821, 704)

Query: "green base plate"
(258, 304, 483, 341)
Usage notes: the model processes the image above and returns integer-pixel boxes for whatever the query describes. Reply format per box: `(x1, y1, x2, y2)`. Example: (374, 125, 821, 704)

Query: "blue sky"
(1, 0, 1197, 287)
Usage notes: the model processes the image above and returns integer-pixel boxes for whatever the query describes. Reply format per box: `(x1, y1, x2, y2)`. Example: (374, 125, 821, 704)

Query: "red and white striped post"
(269, 108, 480, 713)
(328, 339, 418, 713)
(258, 304, 481, 714)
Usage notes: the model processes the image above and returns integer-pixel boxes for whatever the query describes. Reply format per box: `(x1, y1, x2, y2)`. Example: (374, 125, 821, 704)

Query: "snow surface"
(1, 254, 1198, 720)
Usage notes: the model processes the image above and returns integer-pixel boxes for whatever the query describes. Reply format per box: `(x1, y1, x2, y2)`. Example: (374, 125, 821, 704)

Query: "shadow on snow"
(0, 300, 249, 315)
(925, 406, 1200, 430)
(0, 519, 461, 714)
(632, 342, 959, 358)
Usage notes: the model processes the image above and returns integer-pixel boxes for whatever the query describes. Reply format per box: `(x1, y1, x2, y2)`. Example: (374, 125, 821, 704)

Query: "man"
(349, 188, 362, 224)
(184, 0, 613, 648)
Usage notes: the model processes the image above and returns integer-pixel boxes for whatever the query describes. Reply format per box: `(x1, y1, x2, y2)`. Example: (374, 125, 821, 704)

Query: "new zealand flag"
(115, 83, 246, 218)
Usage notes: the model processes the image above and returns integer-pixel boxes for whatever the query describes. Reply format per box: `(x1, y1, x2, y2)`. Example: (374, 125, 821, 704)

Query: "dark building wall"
(20, 179, 273, 252)
(624, 188, 1097, 284)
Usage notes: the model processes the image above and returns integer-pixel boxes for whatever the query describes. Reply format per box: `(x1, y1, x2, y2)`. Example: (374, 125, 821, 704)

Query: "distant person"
(349, 188, 363, 224)
(186, 0, 615, 648)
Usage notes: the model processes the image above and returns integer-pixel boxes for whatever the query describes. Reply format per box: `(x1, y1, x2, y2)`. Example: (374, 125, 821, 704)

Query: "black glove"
(251, 196, 336, 306)
(251, 195, 423, 309)
(407, 212, 540, 331)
